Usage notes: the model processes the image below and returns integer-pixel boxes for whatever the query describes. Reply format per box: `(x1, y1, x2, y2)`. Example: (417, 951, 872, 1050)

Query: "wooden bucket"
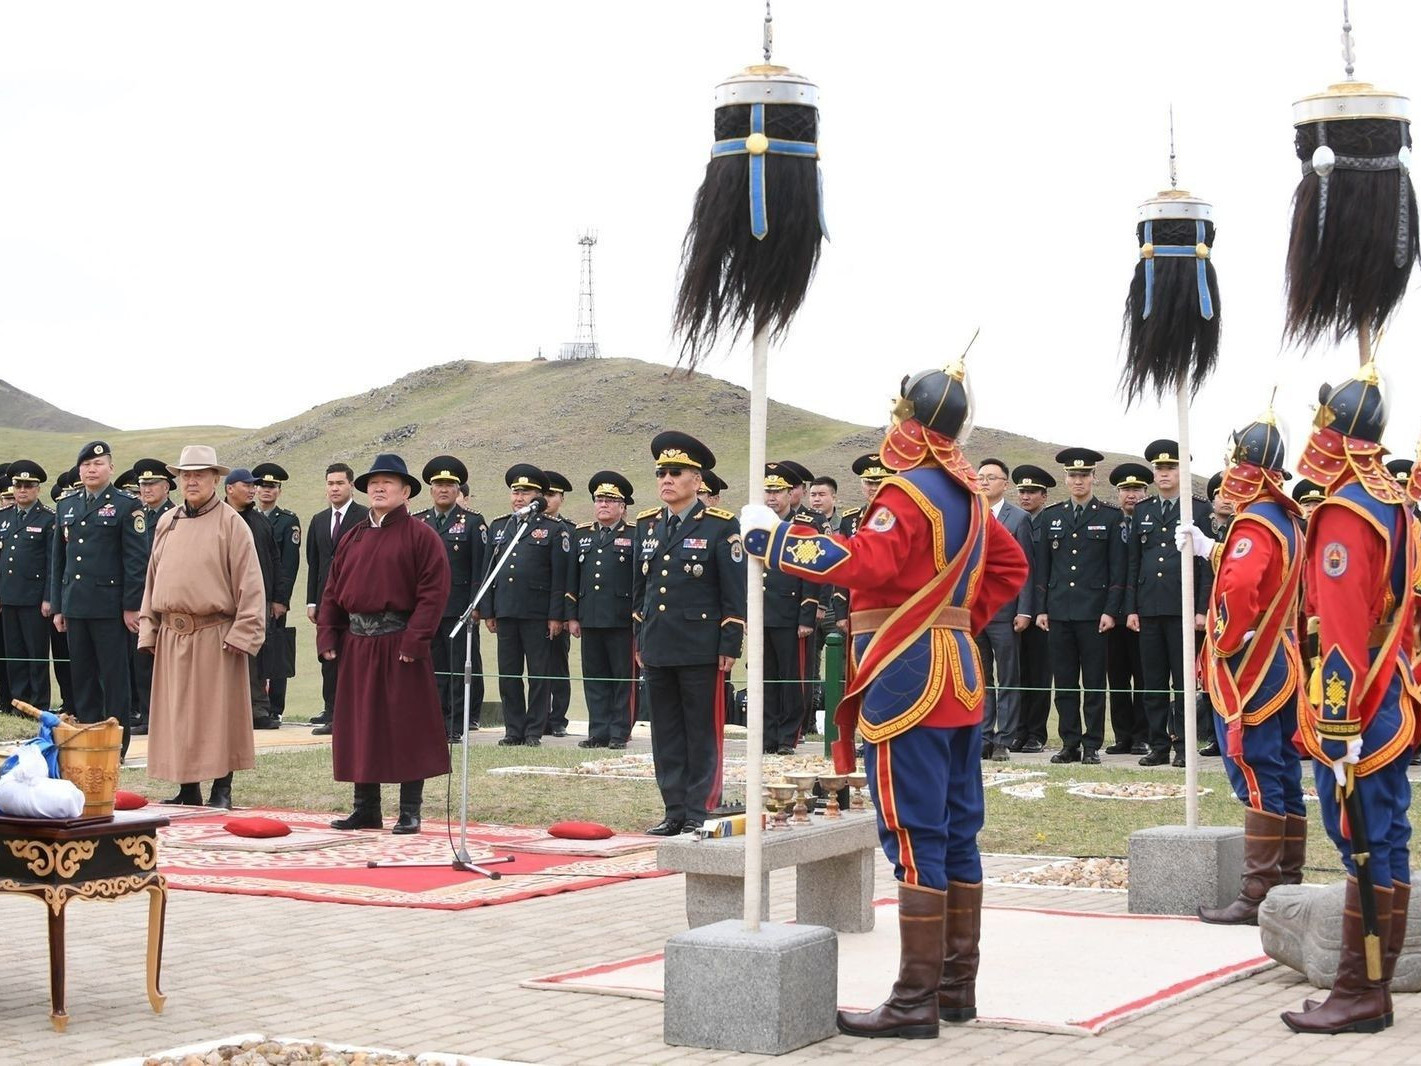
(52, 717, 123, 818)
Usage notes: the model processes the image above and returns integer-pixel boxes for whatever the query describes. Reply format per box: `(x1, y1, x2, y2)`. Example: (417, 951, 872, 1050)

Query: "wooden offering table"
(0, 810, 169, 1031)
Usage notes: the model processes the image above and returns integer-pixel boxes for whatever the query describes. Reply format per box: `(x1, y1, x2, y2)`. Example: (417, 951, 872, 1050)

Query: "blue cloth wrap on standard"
(1141, 219, 1214, 321)
(0, 710, 62, 778)
(711, 102, 822, 240)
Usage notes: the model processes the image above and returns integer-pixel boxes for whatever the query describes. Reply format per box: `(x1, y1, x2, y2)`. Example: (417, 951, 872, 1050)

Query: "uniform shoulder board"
(1043, 500, 1068, 512)
(638, 506, 661, 521)
(576, 521, 593, 530)
(412, 508, 432, 518)
(704, 507, 736, 520)
(841, 506, 862, 518)
(491, 513, 512, 522)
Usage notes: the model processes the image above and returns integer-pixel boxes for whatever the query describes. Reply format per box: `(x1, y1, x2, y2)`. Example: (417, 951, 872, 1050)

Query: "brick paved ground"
(12, 829, 1419, 1066)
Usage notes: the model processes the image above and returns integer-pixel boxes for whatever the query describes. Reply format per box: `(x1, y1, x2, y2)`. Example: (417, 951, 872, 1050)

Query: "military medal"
(693, 563, 704, 577)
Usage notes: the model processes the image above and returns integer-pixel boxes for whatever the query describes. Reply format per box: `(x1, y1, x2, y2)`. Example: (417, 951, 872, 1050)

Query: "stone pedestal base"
(664, 920, 838, 1054)
(1128, 825, 1244, 915)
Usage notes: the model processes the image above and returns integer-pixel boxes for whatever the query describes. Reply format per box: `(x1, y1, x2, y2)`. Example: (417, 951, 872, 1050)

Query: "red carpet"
(156, 809, 669, 910)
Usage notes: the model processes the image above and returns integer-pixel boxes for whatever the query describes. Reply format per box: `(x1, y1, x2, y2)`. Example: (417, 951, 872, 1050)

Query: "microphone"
(514, 497, 547, 520)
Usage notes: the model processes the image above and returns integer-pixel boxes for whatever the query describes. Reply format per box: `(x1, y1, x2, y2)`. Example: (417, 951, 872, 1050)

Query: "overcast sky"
(5, 0, 1421, 467)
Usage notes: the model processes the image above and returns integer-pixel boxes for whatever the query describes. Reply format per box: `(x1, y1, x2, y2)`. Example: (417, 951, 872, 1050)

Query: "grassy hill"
(0, 379, 114, 435)
(0, 356, 1198, 520)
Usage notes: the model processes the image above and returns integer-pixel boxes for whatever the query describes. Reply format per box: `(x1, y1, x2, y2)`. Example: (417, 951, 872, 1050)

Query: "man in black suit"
(566, 471, 637, 749)
(227, 468, 281, 729)
(1034, 448, 1126, 765)
(306, 462, 367, 734)
(1125, 439, 1215, 767)
(540, 470, 577, 738)
(760, 463, 821, 754)
(974, 458, 1035, 760)
(1010, 464, 1054, 753)
(414, 455, 489, 740)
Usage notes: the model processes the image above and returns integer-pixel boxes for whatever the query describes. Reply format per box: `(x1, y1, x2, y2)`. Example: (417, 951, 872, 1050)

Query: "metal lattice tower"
(559, 231, 600, 360)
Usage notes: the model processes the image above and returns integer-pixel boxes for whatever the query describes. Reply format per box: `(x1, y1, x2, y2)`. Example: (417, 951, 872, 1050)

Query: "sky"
(5, 0, 1421, 470)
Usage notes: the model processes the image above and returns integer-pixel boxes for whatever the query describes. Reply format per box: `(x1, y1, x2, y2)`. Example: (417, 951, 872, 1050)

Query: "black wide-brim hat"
(133, 458, 177, 489)
(588, 470, 634, 502)
(5, 460, 47, 485)
(423, 454, 469, 485)
(505, 463, 549, 493)
(650, 430, 715, 470)
(354, 453, 421, 497)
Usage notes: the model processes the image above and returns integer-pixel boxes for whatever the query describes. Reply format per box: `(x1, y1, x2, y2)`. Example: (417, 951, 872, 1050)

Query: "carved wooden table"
(0, 810, 169, 1031)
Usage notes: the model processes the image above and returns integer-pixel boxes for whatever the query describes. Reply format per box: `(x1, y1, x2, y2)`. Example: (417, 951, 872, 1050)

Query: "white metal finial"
(1168, 106, 1178, 190)
(1341, 0, 1356, 80)
(763, 1, 773, 64)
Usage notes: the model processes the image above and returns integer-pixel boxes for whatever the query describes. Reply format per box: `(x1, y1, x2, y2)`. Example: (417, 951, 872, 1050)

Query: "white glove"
(1174, 523, 1212, 559)
(739, 504, 780, 536)
(1329, 737, 1364, 787)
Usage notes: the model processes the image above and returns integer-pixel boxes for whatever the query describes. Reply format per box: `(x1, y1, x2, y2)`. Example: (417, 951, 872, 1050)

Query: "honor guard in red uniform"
(1178, 412, 1307, 925)
(1279, 364, 1416, 1035)
(742, 362, 1028, 1040)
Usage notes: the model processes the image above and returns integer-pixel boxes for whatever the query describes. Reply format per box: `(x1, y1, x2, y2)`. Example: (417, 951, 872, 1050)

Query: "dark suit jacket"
(48, 485, 147, 618)
(991, 500, 1036, 622)
(306, 502, 368, 608)
(1034, 497, 1126, 621)
(1125, 494, 1214, 617)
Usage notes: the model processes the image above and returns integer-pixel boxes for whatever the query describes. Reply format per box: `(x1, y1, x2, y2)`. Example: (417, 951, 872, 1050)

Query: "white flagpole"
(743, 325, 769, 931)
(1177, 384, 1199, 830)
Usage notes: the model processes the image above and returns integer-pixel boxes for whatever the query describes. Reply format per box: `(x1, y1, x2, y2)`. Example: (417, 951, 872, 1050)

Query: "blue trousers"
(1312, 694, 1412, 886)
(1212, 704, 1305, 816)
(865, 724, 983, 890)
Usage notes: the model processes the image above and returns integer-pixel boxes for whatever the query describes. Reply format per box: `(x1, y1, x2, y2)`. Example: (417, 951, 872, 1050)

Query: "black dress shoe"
(1104, 743, 1132, 755)
(776, 746, 795, 756)
(1050, 747, 1081, 764)
(1081, 749, 1101, 765)
(1171, 753, 1187, 767)
(1019, 739, 1045, 754)
(578, 739, 609, 749)
(1008, 739, 1026, 753)
(646, 818, 684, 836)
(311, 723, 333, 736)
(1139, 750, 1169, 766)
(497, 737, 521, 746)
(446, 732, 463, 743)
(608, 741, 627, 750)
(680, 821, 704, 834)
(310, 712, 332, 725)
(1199, 740, 1221, 757)
(1130, 743, 1149, 756)
(981, 741, 995, 760)
(524, 738, 541, 747)
(391, 811, 422, 835)
(550, 729, 569, 738)
(253, 718, 280, 730)
(131, 720, 149, 736)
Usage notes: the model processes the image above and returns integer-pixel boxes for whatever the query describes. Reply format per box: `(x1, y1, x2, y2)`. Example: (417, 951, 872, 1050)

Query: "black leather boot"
(164, 782, 203, 806)
(392, 779, 424, 835)
(330, 783, 382, 830)
(206, 773, 233, 810)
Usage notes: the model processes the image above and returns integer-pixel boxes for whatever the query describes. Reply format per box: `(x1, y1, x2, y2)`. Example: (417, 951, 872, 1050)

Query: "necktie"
(1073, 505, 1082, 520)
(1163, 498, 1176, 522)
(331, 508, 343, 543)
(667, 514, 681, 537)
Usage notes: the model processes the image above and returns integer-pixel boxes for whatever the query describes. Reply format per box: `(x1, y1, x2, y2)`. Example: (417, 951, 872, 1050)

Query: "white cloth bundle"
(0, 743, 85, 819)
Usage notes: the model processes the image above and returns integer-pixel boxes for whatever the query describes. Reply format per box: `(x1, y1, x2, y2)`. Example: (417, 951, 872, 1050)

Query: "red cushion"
(223, 817, 292, 839)
(114, 790, 148, 810)
(548, 820, 615, 840)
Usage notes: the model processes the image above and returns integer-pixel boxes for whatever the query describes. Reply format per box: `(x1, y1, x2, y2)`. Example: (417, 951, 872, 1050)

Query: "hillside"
(0, 379, 114, 434)
(0, 357, 1200, 522)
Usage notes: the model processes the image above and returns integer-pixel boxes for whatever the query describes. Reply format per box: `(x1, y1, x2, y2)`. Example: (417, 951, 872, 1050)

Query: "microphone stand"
(366, 508, 538, 877)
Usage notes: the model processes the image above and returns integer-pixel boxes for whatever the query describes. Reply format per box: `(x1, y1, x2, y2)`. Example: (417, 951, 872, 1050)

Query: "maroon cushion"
(548, 820, 615, 840)
(223, 817, 291, 839)
(114, 790, 148, 810)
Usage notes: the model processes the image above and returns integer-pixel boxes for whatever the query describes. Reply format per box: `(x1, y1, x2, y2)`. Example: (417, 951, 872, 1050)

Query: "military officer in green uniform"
(127, 458, 176, 735)
(566, 470, 637, 749)
(415, 455, 489, 740)
(761, 463, 821, 752)
(1, 461, 54, 709)
(696, 469, 728, 507)
(47, 441, 147, 755)
(252, 463, 301, 724)
(634, 432, 746, 835)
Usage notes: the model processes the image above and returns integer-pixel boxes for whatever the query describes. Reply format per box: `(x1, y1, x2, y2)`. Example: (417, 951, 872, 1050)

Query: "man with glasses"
(1010, 464, 1055, 752)
(974, 458, 1035, 760)
(634, 432, 745, 836)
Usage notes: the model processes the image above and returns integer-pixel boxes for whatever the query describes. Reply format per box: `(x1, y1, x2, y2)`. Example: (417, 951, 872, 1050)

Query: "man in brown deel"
(139, 446, 266, 809)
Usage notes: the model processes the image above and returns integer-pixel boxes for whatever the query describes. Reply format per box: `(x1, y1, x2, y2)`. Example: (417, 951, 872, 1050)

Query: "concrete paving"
(10, 830, 1420, 1065)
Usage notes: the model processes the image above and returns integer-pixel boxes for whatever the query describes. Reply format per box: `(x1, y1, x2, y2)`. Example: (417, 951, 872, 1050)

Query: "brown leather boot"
(1381, 880, 1410, 1027)
(837, 883, 945, 1039)
(1198, 808, 1286, 925)
(1282, 878, 1391, 1034)
(939, 880, 983, 1022)
(1279, 813, 1308, 886)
